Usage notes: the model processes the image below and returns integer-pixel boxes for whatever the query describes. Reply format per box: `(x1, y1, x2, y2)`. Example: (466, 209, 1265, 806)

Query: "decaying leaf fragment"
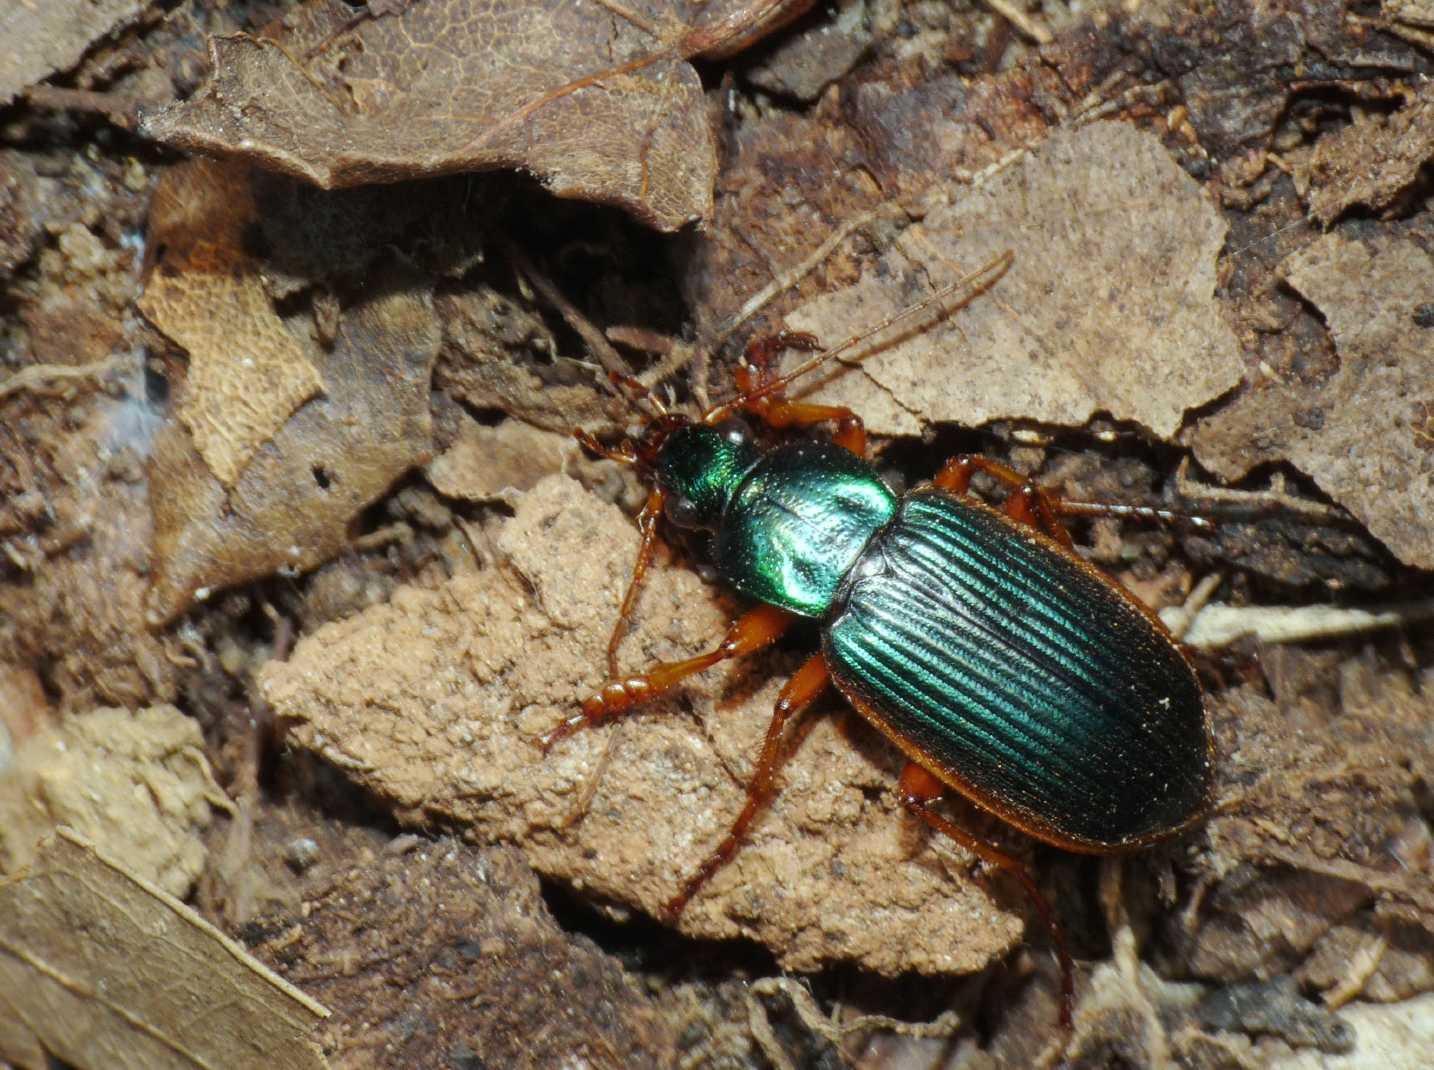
(1182, 669, 1434, 997)
(261, 475, 1025, 979)
(1193, 233, 1434, 569)
(139, 0, 735, 230)
(1296, 83, 1434, 225)
(783, 122, 1245, 439)
(247, 839, 682, 1067)
(0, 706, 227, 899)
(147, 270, 440, 623)
(425, 417, 571, 505)
(139, 159, 324, 487)
(0, 828, 328, 1070)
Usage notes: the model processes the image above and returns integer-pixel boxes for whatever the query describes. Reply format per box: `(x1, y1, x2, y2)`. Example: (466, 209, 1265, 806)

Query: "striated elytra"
(826, 490, 1211, 850)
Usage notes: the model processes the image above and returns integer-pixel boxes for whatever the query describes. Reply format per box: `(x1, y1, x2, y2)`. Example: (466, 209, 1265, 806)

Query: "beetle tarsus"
(536, 713, 590, 753)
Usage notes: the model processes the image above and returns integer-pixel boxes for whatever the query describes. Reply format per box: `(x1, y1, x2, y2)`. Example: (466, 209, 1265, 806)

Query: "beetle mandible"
(540, 253, 1216, 1027)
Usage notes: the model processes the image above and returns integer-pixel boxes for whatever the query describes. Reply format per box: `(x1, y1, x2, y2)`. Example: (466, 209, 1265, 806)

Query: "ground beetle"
(542, 255, 1216, 1027)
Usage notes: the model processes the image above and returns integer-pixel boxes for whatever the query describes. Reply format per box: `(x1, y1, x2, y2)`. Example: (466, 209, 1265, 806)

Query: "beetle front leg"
(604, 488, 665, 677)
(664, 653, 831, 919)
(897, 761, 1077, 1031)
(539, 602, 795, 752)
(732, 331, 868, 457)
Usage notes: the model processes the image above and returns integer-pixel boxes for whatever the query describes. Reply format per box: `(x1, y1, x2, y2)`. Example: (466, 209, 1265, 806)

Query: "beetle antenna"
(735, 250, 1014, 408)
(574, 428, 639, 466)
(608, 369, 669, 417)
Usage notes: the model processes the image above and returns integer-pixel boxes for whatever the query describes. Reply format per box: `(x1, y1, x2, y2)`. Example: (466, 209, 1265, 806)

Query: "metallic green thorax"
(715, 441, 896, 617)
(655, 430, 897, 618)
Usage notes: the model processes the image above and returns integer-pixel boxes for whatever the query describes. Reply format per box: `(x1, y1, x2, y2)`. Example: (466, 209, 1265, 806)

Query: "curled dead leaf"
(139, 159, 324, 488)
(147, 275, 439, 624)
(138, 0, 755, 230)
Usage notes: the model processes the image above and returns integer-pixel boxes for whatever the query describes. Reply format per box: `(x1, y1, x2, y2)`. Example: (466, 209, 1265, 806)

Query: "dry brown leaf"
(1192, 233, 1434, 569)
(0, 706, 227, 899)
(0, 1, 147, 108)
(779, 122, 1243, 438)
(138, 0, 744, 231)
(1297, 84, 1434, 225)
(139, 160, 325, 487)
(147, 267, 440, 624)
(260, 475, 1025, 978)
(0, 827, 328, 1070)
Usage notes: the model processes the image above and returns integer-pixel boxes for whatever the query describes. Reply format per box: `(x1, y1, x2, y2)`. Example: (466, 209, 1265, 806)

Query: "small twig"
(1323, 928, 1389, 1010)
(505, 243, 634, 385)
(350, 522, 412, 552)
(1174, 458, 1347, 523)
(21, 86, 140, 129)
(1166, 598, 1434, 651)
(606, 325, 677, 356)
(589, 0, 672, 39)
(0, 356, 121, 400)
(1162, 572, 1225, 642)
(639, 203, 908, 403)
(745, 976, 962, 1068)
(708, 202, 907, 356)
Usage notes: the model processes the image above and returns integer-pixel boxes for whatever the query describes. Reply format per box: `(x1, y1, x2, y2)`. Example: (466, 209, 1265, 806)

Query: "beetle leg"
(664, 653, 831, 919)
(897, 761, 1077, 1031)
(539, 602, 794, 751)
(604, 488, 666, 677)
(730, 330, 869, 456)
(934, 455, 1214, 544)
(756, 400, 867, 457)
(932, 455, 1074, 548)
(737, 329, 822, 391)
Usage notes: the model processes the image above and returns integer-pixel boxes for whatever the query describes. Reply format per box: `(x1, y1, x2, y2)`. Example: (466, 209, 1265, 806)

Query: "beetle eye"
(664, 494, 702, 529)
(713, 417, 751, 447)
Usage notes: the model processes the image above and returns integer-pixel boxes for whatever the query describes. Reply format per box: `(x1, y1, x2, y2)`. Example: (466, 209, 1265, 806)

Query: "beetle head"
(648, 416, 758, 530)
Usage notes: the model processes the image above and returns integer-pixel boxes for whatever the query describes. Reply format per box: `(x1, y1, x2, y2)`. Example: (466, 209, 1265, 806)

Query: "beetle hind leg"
(897, 761, 1077, 1031)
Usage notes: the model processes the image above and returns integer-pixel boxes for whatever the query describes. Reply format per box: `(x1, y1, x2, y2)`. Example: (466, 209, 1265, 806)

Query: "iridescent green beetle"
(542, 256, 1215, 1025)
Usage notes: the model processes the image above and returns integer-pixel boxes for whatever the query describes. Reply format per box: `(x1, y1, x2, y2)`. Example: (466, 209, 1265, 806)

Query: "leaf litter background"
(4, 0, 1434, 1068)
